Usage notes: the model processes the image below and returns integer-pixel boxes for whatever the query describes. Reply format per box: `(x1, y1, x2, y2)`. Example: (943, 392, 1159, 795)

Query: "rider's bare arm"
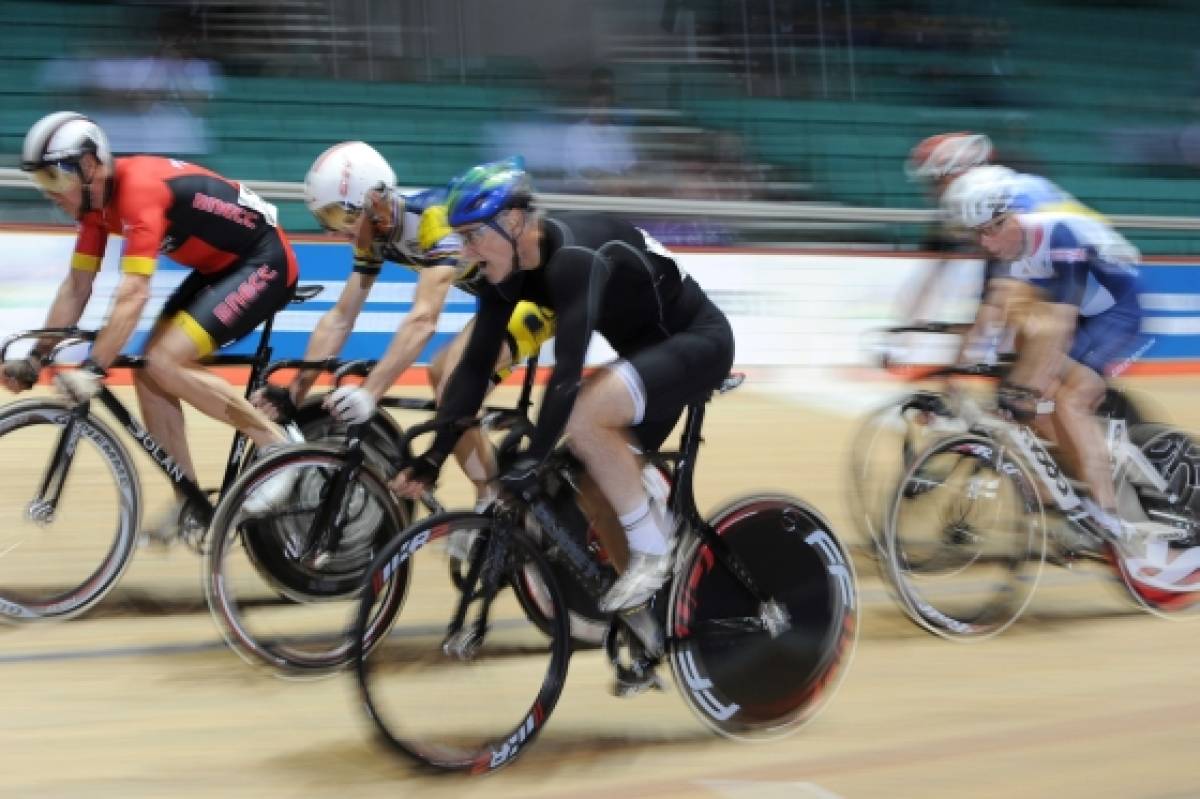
(34, 268, 98, 356)
(287, 270, 376, 405)
(1009, 300, 1077, 395)
(361, 265, 457, 400)
(90, 272, 152, 369)
(955, 276, 1017, 364)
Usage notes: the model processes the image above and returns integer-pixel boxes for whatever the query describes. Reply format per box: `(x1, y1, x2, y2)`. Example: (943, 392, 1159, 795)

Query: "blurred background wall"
(1, 0, 1199, 253)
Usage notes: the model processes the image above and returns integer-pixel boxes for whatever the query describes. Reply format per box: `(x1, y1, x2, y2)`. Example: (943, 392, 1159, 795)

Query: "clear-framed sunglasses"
(314, 202, 364, 234)
(28, 161, 83, 195)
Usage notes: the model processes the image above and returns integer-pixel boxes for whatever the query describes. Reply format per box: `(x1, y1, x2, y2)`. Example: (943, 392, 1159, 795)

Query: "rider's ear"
(507, 209, 525, 237)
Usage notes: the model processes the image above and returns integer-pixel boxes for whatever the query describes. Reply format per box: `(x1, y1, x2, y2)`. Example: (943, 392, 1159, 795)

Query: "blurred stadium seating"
(0, 0, 1197, 251)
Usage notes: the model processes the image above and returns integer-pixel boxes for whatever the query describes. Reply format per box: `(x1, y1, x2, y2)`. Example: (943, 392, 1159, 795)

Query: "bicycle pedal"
(611, 668, 666, 698)
(443, 626, 484, 660)
(303, 550, 332, 570)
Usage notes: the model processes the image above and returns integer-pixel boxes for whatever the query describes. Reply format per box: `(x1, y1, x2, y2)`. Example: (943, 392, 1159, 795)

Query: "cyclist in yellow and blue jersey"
(252, 142, 555, 514)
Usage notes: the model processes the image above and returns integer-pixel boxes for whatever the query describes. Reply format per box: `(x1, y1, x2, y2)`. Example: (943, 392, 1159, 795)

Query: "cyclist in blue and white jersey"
(944, 167, 1179, 561)
(901, 132, 1102, 332)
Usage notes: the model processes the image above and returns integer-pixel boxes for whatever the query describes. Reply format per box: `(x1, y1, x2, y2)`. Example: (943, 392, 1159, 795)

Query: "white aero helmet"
(905, 132, 993, 182)
(21, 111, 113, 194)
(942, 165, 1019, 229)
(304, 141, 397, 233)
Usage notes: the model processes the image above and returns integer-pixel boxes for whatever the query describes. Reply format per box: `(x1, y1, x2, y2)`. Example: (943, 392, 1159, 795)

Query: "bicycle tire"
(205, 444, 408, 674)
(883, 433, 1046, 639)
(668, 495, 857, 739)
(846, 391, 960, 559)
(1113, 424, 1200, 617)
(354, 510, 571, 773)
(0, 399, 141, 622)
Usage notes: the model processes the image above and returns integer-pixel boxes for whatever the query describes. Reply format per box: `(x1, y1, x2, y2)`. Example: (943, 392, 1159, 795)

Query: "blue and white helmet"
(942, 165, 1019, 229)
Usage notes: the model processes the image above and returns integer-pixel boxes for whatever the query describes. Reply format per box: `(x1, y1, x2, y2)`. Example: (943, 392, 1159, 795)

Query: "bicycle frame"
(451, 374, 775, 652)
(4, 319, 285, 528)
(970, 408, 1170, 534)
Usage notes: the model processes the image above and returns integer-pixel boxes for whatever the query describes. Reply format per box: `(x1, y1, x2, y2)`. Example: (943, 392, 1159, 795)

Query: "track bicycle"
(351, 373, 859, 772)
(0, 284, 322, 622)
(204, 355, 558, 674)
(882, 368, 1200, 639)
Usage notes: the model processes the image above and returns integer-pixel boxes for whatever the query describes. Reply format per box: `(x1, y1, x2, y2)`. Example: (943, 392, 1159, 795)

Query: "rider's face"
(977, 213, 1024, 261)
(459, 212, 519, 284)
(33, 154, 105, 220)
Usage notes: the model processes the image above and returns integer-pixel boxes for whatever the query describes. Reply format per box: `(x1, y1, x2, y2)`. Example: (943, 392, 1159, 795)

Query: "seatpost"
(246, 313, 278, 394)
(672, 396, 707, 523)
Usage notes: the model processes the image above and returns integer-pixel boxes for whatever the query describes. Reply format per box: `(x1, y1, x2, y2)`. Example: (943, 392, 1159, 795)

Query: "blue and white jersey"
(1003, 211, 1140, 317)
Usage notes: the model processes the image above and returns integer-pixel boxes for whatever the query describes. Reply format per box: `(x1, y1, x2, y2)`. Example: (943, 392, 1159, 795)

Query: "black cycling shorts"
(612, 296, 735, 452)
(156, 230, 298, 357)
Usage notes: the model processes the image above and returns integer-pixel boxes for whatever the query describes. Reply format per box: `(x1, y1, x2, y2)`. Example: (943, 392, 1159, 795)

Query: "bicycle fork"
(27, 404, 89, 525)
(442, 522, 512, 660)
(293, 431, 368, 566)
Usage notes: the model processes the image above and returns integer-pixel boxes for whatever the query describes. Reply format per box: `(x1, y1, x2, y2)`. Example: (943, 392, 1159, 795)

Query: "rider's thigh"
(172, 237, 296, 359)
(621, 300, 734, 451)
(143, 324, 204, 379)
(1057, 358, 1106, 413)
(568, 368, 638, 432)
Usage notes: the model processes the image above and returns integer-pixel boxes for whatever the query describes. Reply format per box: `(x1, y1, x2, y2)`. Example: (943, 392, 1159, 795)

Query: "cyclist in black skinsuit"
(392, 158, 734, 611)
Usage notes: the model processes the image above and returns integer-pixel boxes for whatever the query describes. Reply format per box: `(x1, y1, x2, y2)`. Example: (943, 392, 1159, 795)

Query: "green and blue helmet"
(446, 157, 533, 227)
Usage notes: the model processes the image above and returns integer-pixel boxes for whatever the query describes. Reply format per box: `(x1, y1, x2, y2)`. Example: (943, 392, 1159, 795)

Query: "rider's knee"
(565, 405, 600, 445)
(1059, 372, 1104, 414)
(142, 346, 188, 384)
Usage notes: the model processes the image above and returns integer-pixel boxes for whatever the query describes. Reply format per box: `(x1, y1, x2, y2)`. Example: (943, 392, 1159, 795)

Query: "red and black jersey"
(71, 156, 293, 280)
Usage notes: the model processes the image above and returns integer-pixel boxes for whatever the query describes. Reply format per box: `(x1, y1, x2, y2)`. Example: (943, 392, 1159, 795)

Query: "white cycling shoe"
(598, 546, 675, 612)
(1116, 521, 1200, 592)
(599, 496, 677, 613)
(241, 444, 300, 518)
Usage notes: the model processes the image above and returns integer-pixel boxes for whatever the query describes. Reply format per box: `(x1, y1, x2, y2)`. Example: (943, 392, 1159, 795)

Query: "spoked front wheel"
(884, 434, 1046, 639)
(847, 392, 962, 558)
(354, 511, 570, 773)
(0, 400, 141, 622)
(668, 496, 858, 739)
(204, 445, 408, 674)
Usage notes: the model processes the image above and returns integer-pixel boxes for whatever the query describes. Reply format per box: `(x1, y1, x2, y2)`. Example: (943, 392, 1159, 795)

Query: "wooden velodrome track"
(2, 375, 1200, 799)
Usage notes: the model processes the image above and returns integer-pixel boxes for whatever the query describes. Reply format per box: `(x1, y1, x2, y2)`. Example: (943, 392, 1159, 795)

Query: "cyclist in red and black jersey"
(2, 112, 297, 537)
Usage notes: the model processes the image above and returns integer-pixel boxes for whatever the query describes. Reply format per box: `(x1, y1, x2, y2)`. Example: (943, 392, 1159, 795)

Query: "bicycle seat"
(719, 373, 745, 394)
(291, 284, 324, 304)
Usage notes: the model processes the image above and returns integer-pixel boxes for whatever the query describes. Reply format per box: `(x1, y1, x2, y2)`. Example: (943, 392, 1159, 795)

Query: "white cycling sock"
(475, 485, 499, 513)
(620, 499, 670, 555)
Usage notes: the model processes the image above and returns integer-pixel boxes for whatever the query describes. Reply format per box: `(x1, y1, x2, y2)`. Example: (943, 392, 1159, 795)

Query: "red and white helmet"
(905, 132, 992, 182)
(303, 141, 397, 233)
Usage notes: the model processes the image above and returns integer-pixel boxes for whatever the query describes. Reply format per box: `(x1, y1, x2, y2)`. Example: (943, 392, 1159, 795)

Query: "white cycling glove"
(325, 386, 376, 425)
(55, 360, 106, 404)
